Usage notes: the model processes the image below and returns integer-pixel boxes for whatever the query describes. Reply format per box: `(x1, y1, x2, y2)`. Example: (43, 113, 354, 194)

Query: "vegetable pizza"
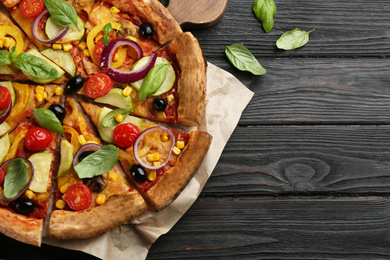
(0, 0, 211, 247)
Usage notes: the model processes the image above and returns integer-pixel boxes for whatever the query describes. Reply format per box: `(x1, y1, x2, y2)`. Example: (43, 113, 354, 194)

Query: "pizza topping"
(86, 73, 113, 98)
(19, 0, 44, 18)
(66, 75, 85, 93)
(24, 127, 53, 152)
(139, 23, 154, 39)
(152, 97, 167, 111)
(0, 87, 11, 111)
(0, 158, 34, 202)
(130, 164, 147, 183)
(83, 175, 107, 193)
(138, 63, 170, 100)
(0, 168, 6, 186)
(14, 198, 35, 214)
(65, 183, 92, 211)
(33, 10, 69, 44)
(113, 123, 140, 148)
(32, 106, 65, 134)
(0, 26, 25, 55)
(133, 126, 175, 170)
(0, 94, 12, 125)
(48, 104, 66, 123)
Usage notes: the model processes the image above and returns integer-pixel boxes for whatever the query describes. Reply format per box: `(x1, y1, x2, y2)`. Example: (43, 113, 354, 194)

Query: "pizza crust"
(146, 130, 212, 211)
(49, 191, 147, 240)
(104, 0, 182, 45)
(0, 207, 43, 246)
(168, 32, 207, 127)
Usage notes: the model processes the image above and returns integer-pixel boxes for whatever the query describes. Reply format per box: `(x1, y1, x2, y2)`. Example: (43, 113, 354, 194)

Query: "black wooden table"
(2, 0, 390, 259)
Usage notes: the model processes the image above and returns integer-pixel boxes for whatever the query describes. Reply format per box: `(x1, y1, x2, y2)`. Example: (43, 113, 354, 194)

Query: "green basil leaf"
(225, 44, 266, 75)
(43, 0, 78, 27)
(253, 0, 276, 33)
(10, 47, 17, 61)
(276, 28, 315, 50)
(138, 63, 170, 100)
(74, 145, 119, 179)
(0, 50, 11, 67)
(102, 35, 110, 46)
(13, 53, 61, 79)
(103, 108, 132, 128)
(103, 23, 112, 35)
(3, 158, 28, 199)
(33, 107, 65, 134)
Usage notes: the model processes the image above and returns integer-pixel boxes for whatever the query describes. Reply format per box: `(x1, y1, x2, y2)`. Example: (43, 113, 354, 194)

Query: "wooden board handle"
(166, 0, 228, 29)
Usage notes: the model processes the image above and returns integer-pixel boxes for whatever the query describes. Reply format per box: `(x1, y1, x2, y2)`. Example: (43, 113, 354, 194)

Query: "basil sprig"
(138, 63, 170, 100)
(3, 158, 29, 199)
(276, 28, 315, 50)
(102, 23, 112, 46)
(13, 52, 61, 79)
(74, 145, 119, 179)
(253, 0, 276, 33)
(43, 0, 78, 28)
(0, 50, 12, 67)
(225, 44, 266, 75)
(32, 105, 65, 134)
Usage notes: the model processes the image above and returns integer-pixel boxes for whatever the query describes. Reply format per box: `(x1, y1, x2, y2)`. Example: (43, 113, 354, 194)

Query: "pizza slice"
(48, 96, 148, 240)
(0, 93, 63, 246)
(80, 101, 212, 211)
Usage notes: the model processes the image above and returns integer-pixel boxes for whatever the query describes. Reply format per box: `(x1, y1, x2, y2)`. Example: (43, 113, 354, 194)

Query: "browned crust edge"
(168, 32, 207, 127)
(49, 191, 147, 240)
(146, 130, 212, 211)
(0, 207, 43, 246)
(104, 0, 182, 45)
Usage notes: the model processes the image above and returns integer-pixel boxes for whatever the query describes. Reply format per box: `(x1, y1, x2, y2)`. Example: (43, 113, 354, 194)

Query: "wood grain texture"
(167, 0, 228, 28)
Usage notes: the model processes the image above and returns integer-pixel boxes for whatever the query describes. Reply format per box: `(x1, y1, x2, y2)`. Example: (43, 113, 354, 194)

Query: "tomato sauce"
(26, 201, 47, 219)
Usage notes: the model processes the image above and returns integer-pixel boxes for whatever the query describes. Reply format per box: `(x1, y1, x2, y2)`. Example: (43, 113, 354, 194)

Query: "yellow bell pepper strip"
(87, 21, 121, 66)
(64, 126, 81, 156)
(111, 46, 127, 68)
(5, 83, 29, 126)
(3, 129, 28, 162)
(0, 26, 24, 55)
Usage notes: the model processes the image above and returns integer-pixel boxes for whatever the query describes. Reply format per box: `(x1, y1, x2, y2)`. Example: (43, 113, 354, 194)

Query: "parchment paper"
(43, 63, 254, 259)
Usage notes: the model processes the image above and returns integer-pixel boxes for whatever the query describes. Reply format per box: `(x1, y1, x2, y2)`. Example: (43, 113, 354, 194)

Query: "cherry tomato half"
(86, 73, 113, 99)
(0, 168, 6, 186)
(19, 0, 44, 18)
(65, 183, 92, 211)
(24, 127, 53, 152)
(94, 35, 114, 63)
(0, 87, 11, 110)
(113, 123, 140, 148)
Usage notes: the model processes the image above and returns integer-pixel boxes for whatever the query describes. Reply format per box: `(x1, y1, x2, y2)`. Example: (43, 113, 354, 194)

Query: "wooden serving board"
(162, 0, 228, 29)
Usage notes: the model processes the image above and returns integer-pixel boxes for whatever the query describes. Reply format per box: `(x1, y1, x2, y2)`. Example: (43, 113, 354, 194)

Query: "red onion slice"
(0, 158, 34, 202)
(33, 10, 69, 44)
(72, 143, 102, 169)
(100, 39, 157, 83)
(0, 100, 12, 125)
(133, 126, 175, 170)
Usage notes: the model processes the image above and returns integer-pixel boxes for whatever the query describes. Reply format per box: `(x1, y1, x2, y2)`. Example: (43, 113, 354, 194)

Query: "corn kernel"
(56, 199, 66, 209)
(0, 39, 4, 48)
(95, 34, 103, 43)
(153, 161, 160, 167)
(83, 49, 90, 57)
(35, 85, 45, 93)
(148, 170, 156, 181)
(125, 36, 138, 42)
(115, 114, 123, 123)
(147, 152, 160, 162)
(69, 177, 82, 186)
(167, 94, 174, 103)
(25, 190, 35, 199)
(42, 91, 48, 100)
(110, 6, 120, 13)
(78, 135, 87, 145)
(108, 172, 118, 181)
(161, 132, 169, 142)
(3, 37, 12, 48)
(60, 183, 70, 194)
(96, 194, 106, 205)
(86, 140, 99, 145)
(55, 87, 64, 96)
(52, 43, 62, 50)
(35, 192, 49, 202)
(62, 194, 66, 200)
(35, 93, 44, 102)
(172, 146, 181, 155)
(78, 42, 87, 50)
(113, 52, 119, 62)
(63, 43, 73, 52)
(176, 140, 185, 149)
(122, 86, 132, 97)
